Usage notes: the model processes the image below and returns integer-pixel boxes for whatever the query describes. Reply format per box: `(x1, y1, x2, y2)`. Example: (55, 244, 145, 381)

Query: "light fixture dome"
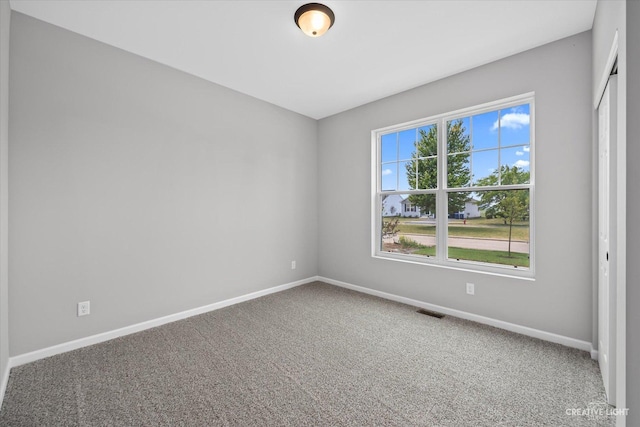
(294, 3, 335, 37)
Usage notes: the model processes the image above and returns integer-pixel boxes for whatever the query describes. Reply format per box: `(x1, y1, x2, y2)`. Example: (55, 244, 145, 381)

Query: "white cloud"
(516, 150, 524, 156)
(523, 146, 530, 152)
(382, 168, 393, 176)
(514, 160, 530, 168)
(491, 111, 530, 131)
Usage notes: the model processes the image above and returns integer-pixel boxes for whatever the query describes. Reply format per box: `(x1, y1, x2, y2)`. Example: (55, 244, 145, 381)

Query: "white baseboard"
(0, 361, 9, 407)
(9, 276, 319, 370)
(319, 276, 595, 354)
(591, 349, 599, 360)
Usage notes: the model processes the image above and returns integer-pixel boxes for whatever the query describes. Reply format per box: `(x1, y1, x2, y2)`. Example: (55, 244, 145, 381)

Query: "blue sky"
(381, 104, 530, 191)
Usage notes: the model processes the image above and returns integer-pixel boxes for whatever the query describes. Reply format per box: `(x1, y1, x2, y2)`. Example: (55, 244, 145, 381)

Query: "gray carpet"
(0, 282, 614, 426)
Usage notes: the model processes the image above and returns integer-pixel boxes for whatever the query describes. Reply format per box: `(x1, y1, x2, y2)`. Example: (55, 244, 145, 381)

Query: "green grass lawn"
(386, 217, 530, 268)
(412, 246, 529, 267)
(449, 225, 529, 241)
(396, 223, 437, 235)
(394, 220, 529, 241)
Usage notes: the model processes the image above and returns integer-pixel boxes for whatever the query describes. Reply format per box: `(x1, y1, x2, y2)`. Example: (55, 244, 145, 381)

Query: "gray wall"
(0, 1, 10, 377)
(626, 0, 638, 422)
(318, 32, 593, 342)
(9, 13, 318, 356)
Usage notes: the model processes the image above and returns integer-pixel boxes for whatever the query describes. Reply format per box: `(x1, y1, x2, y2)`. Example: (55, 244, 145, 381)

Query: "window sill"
(372, 252, 535, 281)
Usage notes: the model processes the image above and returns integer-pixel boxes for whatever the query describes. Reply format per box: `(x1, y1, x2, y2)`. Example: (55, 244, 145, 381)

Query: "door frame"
(593, 30, 626, 418)
(598, 75, 617, 404)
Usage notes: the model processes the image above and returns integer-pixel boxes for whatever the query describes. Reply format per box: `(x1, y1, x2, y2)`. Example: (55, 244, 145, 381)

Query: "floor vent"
(417, 309, 445, 319)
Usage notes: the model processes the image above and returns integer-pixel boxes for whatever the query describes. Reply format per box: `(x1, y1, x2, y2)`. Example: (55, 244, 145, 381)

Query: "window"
(373, 94, 534, 276)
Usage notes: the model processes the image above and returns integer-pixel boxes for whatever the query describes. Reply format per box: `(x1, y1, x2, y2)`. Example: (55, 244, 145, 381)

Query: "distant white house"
(381, 194, 401, 217)
(400, 198, 421, 218)
(451, 198, 481, 219)
(382, 194, 422, 218)
(464, 199, 481, 218)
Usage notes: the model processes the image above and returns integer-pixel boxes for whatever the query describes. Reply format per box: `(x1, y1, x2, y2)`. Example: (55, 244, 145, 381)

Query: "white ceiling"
(9, 0, 597, 119)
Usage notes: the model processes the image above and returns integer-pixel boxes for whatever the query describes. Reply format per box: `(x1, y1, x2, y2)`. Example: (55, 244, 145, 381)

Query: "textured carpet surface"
(0, 282, 614, 426)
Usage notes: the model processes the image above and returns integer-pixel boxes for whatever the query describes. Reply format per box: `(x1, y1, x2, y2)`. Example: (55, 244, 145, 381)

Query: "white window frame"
(371, 93, 535, 279)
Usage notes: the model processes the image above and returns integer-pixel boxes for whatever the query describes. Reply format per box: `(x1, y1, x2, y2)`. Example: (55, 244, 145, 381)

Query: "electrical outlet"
(291, 260, 296, 270)
(77, 301, 90, 317)
(466, 283, 475, 295)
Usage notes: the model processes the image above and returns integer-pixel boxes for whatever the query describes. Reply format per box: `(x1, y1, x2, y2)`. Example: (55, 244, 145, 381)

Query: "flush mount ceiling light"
(294, 3, 335, 37)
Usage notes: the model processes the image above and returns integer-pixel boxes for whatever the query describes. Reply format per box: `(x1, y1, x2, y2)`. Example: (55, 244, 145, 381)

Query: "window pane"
(499, 104, 530, 147)
(418, 124, 437, 156)
(381, 133, 397, 163)
(500, 146, 530, 181)
(447, 153, 471, 188)
(398, 161, 413, 190)
(416, 157, 438, 189)
(447, 117, 470, 154)
(398, 129, 417, 161)
(381, 163, 397, 191)
(472, 149, 499, 186)
(472, 111, 499, 150)
(381, 194, 436, 258)
(447, 190, 530, 268)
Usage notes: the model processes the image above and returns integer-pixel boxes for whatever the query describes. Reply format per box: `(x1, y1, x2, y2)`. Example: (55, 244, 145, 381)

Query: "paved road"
(383, 233, 529, 253)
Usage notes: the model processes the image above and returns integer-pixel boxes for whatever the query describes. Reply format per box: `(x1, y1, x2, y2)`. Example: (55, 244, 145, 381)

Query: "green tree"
(477, 165, 530, 257)
(405, 120, 471, 215)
